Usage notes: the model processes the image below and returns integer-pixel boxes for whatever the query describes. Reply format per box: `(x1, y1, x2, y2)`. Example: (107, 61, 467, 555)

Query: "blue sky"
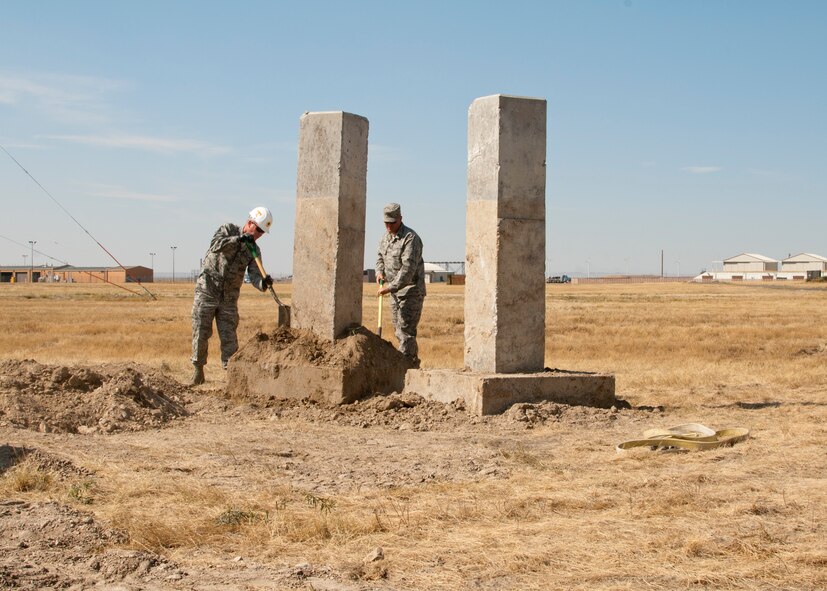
(1, 0, 825, 278)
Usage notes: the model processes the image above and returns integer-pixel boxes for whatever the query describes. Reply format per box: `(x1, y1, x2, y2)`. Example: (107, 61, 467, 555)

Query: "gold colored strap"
(616, 425, 750, 452)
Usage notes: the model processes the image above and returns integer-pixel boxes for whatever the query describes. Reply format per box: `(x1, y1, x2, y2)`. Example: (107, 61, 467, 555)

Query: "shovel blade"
(277, 304, 291, 328)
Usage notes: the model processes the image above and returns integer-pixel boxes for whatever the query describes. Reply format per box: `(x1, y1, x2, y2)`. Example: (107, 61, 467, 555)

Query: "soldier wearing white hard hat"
(189, 207, 274, 385)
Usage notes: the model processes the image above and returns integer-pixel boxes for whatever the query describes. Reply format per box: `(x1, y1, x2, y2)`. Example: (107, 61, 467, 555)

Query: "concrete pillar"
(464, 95, 547, 373)
(292, 111, 369, 341)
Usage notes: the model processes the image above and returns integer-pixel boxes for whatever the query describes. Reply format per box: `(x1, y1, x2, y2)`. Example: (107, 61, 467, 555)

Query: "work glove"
(262, 275, 273, 289)
(239, 233, 255, 245)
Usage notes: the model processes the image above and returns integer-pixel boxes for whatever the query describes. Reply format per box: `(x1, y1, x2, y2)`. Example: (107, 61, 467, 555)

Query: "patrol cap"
(383, 203, 402, 223)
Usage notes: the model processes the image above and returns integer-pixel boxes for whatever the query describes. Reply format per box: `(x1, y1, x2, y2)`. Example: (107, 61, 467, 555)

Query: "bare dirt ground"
(1, 357, 824, 590)
(1, 283, 825, 590)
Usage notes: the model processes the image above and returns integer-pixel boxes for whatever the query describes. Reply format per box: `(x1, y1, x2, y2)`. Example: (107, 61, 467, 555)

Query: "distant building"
(364, 264, 454, 284)
(53, 266, 153, 283)
(424, 262, 452, 283)
(781, 253, 827, 279)
(0, 265, 153, 284)
(723, 253, 778, 273)
(0, 265, 51, 283)
(694, 251, 827, 282)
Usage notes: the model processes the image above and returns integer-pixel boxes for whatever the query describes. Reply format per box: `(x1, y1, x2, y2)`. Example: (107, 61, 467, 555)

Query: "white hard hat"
(249, 206, 273, 233)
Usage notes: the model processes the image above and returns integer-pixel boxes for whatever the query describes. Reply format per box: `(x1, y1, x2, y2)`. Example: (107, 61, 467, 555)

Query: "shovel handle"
(377, 280, 384, 337)
(247, 243, 285, 306)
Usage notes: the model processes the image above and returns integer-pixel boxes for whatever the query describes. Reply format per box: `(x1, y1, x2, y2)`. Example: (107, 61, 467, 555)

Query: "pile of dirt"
(0, 359, 190, 434)
(235, 325, 412, 369)
(501, 400, 634, 428)
(0, 445, 93, 480)
(264, 392, 634, 432)
(267, 392, 473, 431)
(0, 500, 182, 589)
(227, 326, 416, 404)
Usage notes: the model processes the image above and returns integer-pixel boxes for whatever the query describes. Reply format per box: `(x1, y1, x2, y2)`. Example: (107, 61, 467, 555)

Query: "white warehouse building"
(695, 252, 826, 282)
(781, 253, 827, 278)
(424, 262, 452, 283)
(722, 253, 779, 273)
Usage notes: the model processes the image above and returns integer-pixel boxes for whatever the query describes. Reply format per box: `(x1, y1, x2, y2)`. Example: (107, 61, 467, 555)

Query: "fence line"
(570, 276, 695, 285)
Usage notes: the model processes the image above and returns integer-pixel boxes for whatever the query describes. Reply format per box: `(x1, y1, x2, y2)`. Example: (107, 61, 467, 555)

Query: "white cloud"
(682, 166, 722, 174)
(0, 76, 50, 104)
(45, 134, 230, 157)
(0, 72, 127, 125)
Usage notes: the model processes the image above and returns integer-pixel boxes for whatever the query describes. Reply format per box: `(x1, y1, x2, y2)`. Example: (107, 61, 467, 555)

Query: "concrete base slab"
(404, 368, 616, 415)
(228, 361, 407, 406)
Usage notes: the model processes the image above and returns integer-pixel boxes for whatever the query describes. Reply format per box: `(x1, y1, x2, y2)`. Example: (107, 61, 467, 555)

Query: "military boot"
(190, 364, 205, 386)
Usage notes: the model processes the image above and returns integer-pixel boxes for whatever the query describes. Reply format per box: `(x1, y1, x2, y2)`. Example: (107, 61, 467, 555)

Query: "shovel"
(247, 242, 290, 327)
(377, 279, 384, 338)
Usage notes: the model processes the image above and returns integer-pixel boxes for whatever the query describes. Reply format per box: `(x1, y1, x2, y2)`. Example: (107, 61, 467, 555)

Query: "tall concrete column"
(465, 95, 547, 373)
(292, 111, 369, 341)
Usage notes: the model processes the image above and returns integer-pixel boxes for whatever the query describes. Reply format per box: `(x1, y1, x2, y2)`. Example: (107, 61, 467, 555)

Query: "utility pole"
(28, 240, 36, 283)
(170, 246, 177, 283)
(661, 250, 664, 277)
(150, 252, 156, 273)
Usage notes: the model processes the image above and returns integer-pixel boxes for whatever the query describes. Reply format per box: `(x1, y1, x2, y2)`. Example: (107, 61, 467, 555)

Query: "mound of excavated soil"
(0, 445, 94, 480)
(0, 360, 190, 434)
(0, 500, 181, 589)
(227, 326, 416, 404)
(267, 392, 472, 431)
(264, 392, 635, 432)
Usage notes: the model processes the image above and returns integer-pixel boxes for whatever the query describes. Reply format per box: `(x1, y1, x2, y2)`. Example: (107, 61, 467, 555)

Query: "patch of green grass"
(215, 508, 268, 526)
(68, 479, 96, 504)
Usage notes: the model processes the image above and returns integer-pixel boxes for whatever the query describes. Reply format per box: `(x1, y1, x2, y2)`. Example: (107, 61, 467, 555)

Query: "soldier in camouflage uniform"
(190, 207, 274, 385)
(376, 203, 426, 366)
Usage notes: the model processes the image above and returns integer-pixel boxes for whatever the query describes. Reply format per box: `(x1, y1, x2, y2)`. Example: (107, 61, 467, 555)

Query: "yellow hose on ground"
(616, 423, 750, 452)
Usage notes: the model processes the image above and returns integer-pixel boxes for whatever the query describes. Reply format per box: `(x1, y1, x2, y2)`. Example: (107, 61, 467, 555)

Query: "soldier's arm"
(208, 224, 242, 253)
(388, 234, 421, 293)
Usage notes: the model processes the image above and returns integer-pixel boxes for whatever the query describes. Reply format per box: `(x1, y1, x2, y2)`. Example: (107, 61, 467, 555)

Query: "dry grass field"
(1, 281, 825, 590)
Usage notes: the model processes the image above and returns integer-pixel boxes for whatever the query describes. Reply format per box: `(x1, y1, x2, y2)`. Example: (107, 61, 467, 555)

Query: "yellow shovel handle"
(251, 252, 267, 279)
(377, 280, 384, 337)
(248, 245, 285, 307)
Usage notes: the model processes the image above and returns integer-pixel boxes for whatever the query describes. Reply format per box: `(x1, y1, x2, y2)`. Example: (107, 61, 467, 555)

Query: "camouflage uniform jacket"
(197, 223, 265, 299)
(376, 224, 426, 298)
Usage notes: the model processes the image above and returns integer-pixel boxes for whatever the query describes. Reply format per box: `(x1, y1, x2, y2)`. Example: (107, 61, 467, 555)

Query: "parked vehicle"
(547, 275, 571, 283)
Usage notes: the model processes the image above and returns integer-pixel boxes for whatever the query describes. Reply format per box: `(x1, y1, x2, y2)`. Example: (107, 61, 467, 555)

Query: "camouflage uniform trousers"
(389, 292, 424, 360)
(191, 275, 241, 367)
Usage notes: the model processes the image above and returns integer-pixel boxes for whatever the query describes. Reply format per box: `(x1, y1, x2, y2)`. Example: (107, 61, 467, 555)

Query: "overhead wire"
(0, 233, 147, 296)
(1, 144, 156, 300)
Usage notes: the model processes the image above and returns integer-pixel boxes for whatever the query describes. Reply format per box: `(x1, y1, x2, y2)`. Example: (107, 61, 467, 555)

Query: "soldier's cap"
(383, 203, 402, 223)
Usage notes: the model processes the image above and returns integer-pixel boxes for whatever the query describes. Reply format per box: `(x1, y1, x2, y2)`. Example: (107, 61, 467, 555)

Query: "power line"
(1, 144, 156, 300)
(0, 233, 146, 296)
